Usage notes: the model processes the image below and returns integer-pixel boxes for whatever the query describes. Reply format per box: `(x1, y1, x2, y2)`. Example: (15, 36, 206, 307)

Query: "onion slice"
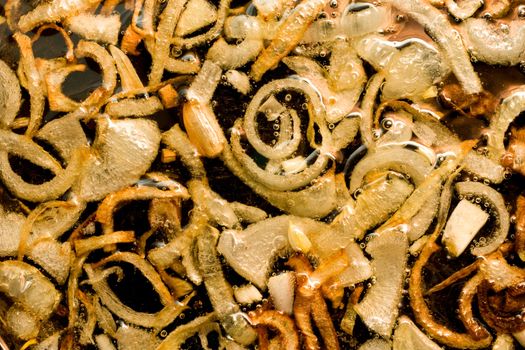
(196, 225, 257, 345)
(349, 147, 432, 193)
(74, 117, 161, 202)
(65, 14, 121, 45)
(385, 0, 482, 94)
(250, 0, 331, 81)
(393, 315, 442, 350)
(175, 0, 217, 37)
(17, 0, 101, 32)
(489, 89, 525, 161)
(0, 59, 21, 129)
(460, 18, 525, 66)
(105, 97, 163, 117)
(13, 33, 45, 136)
(354, 229, 408, 338)
(84, 264, 192, 329)
(445, 0, 483, 20)
(148, 0, 188, 86)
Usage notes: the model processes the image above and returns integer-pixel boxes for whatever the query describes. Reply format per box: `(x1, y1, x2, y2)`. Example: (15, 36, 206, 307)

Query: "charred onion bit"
(515, 194, 525, 260)
(439, 83, 498, 118)
(478, 279, 525, 333)
(287, 254, 340, 350)
(502, 127, 525, 177)
(249, 310, 300, 350)
(410, 241, 493, 349)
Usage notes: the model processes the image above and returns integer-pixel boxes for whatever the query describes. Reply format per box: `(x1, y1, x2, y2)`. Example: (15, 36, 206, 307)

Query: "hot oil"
(1, 1, 525, 349)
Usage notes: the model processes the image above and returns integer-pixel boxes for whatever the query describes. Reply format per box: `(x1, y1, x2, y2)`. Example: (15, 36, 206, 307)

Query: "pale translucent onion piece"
(0, 204, 25, 257)
(0, 260, 60, 319)
(461, 18, 525, 66)
(358, 339, 392, 350)
(349, 147, 432, 193)
(65, 14, 120, 45)
(284, 43, 365, 124)
(386, 0, 482, 94)
(74, 117, 161, 202)
(27, 239, 72, 285)
(0, 59, 21, 129)
(341, 3, 391, 37)
(382, 41, 450, 101)
(268, 272, 295, 315)
(175, 0, 217, 37)
(36, 112, 90, 162)
(393, 316, 442, 350)
(116, 325, 161, 350)
(442, 199, 489, 257)
(6, 305, 40, 340)
(207, 38, 263, 70)
(354, 230, 408, 338)
(224, 70, 251, 95)
(105, 97, 163, 117)
(334, 172, 414, 240)
(445, 0, 483, 20)
(493, 334, 515, 350)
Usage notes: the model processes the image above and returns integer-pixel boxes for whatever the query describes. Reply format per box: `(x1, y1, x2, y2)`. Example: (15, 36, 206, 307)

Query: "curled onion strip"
(359, 73, 385, 150)
(31, 24, 75, 63)
(84, 264, 193, 329)
(489, 90, 525, 161)
(250, 0, 331, 81)
(45, 64, 87, 112)
(155, 313, 217, 350)
(222, 142, 338, 218)
(75, 40, 117, 107)
(17, 0, 101, 32)
(13, 33, 45, 136)
(92, 252, 174, 305)
(410, 240, 493, 349)
(148, 0, 188, 86)
(0, 139, 86, 202)
(170, 0, 232, 49)
(96, 184, 189, 234)
(349, 147, 432, 193)
(457, 274, 491, 340)
(131, 0, 155, 37)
